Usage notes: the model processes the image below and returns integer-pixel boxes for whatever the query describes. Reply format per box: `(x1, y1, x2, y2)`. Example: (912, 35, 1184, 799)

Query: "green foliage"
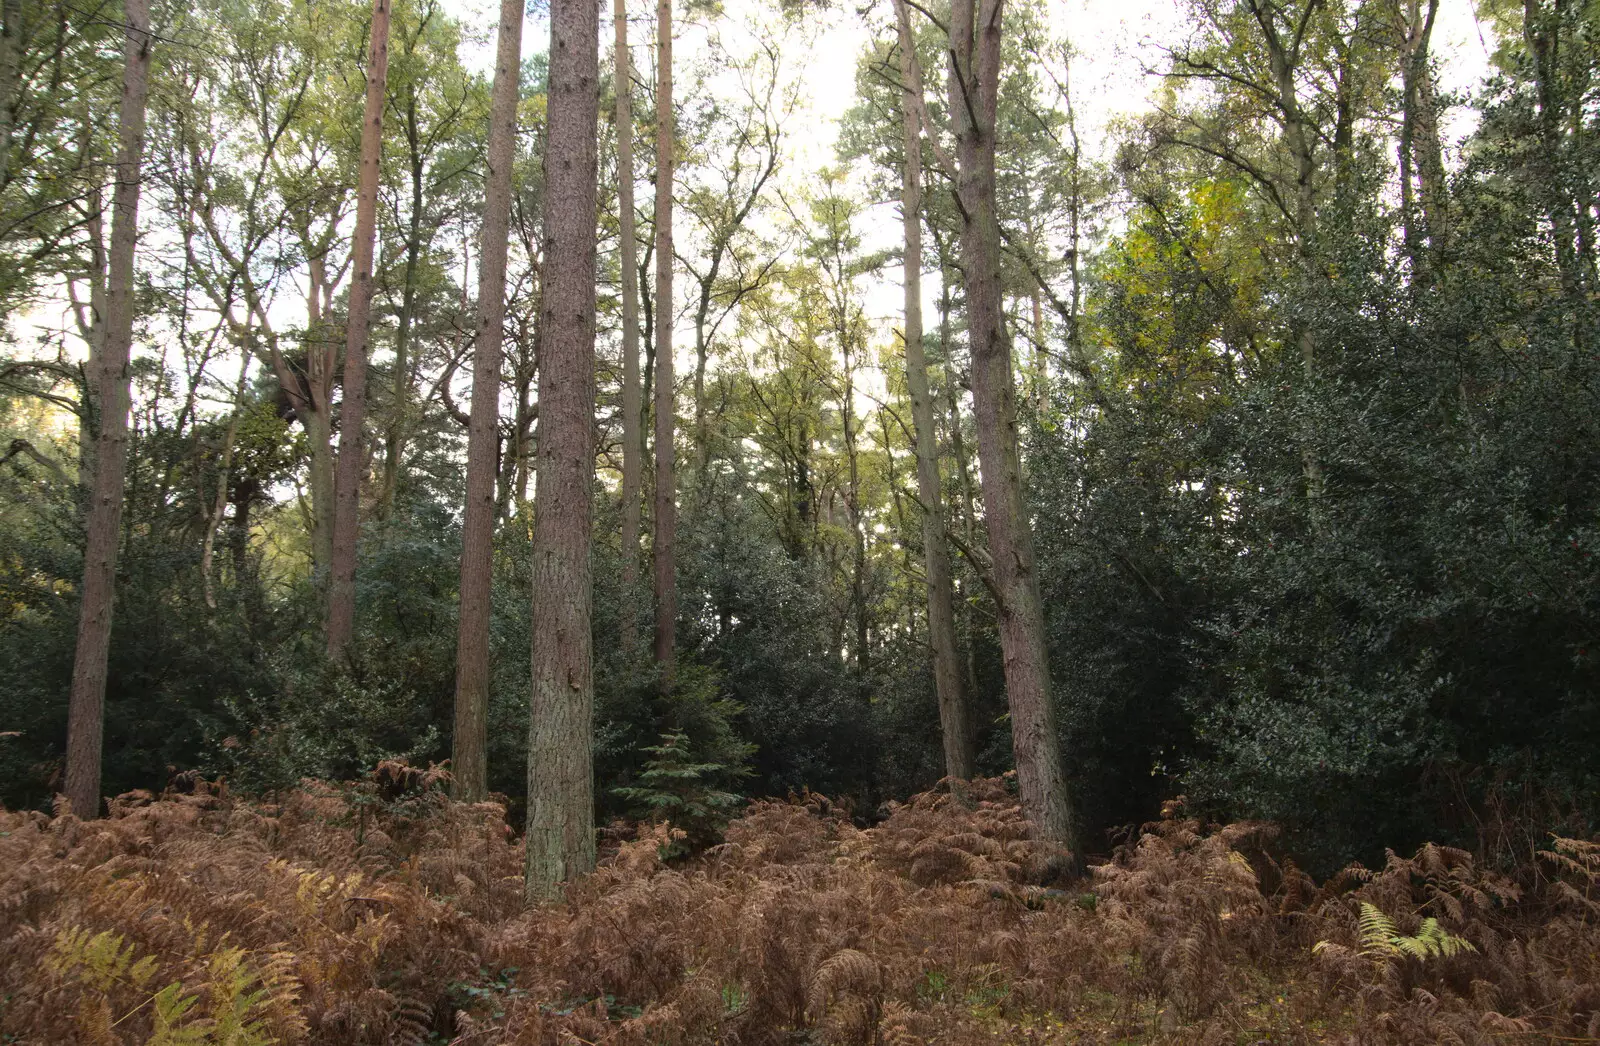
(49, 928, 161, 993)
(612, 730, 749, 853)
(1313, 902, 1477, 965)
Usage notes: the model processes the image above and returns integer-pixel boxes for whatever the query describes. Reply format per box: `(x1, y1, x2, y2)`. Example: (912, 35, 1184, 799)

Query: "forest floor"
(1, 773, 1597, 1046)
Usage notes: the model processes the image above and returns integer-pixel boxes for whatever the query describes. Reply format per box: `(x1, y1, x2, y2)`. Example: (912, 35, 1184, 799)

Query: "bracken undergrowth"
(1, 772, 1596, 1044)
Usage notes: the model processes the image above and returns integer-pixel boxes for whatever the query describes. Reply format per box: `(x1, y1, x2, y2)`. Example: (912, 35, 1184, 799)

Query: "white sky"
(462, 0, 1496, 162)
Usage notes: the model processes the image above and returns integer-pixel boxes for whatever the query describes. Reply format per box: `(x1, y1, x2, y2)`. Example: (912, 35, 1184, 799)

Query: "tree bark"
(326, 0, 392, 659)
(453, 0, 523, 804)
(651, 0, 676, 683)
(1523, 0, 1590, 314)
(949, 0, 1076, 855)
(201, 350, 254, 612)
(1396, 0, 1445, 278)
(896, 0, 972, 782)
(1247, 0, 1325, 508)
(0, 0, 21, 185)
(525, 0, 600, 902)
(63, 0, 152, 820)
(380, 84, 427, 522)
(615, 0, 643, 655)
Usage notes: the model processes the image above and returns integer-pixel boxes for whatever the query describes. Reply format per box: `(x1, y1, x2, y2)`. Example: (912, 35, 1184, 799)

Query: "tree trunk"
(842, 329, 867, 675)
(949, 0, 1076, 855)
(75, 181, 109, 496)
(1397, 0, 1445, 278)
(615, 0, 643, 655)
(0, 0, 21, 187)
(453, 0, 522, 804)
(201, 350, 254, 611)
(651, 0, 676, 682)
(525, 0, 599, 903)
(381, 89, 427, 522)
(896, 0, 972, 782)
(1030, 288, 1045, 411)
(326, 0, 391, 659)
(62, 0, 152, 820)
(1250, 0, 1325, 508)
(939, 270, 983, 704)
(1523, 0, 1589, 314)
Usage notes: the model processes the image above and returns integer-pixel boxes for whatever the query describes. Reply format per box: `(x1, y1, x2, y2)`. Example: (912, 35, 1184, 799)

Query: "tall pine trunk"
(326, 0, 392, 659)
(949, 0, 1076, 856)
(453, 0, 523, 803)
(63, 0, 152, 819)
(526, 0, 600, 902)
(381, 92, 427, 522)
(651, 0, 676, 682)
(896, 0, 971, 782)
(615, 0, 643, 655)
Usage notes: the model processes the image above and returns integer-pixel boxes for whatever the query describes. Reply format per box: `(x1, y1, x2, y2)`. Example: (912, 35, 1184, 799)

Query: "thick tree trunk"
(326, 0, 392, 659)
(615, 0, 643, 655)
(949, 0, 1076, 855)
(62, 0, 152, 820)
(525, 0, 599, 903)
(651, 0, 676, 682)
(896, 0, 972, 782)
(453, 0, 523, 804)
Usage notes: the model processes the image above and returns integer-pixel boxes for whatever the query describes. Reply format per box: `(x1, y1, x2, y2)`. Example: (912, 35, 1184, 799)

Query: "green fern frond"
(147, 982, 207, 1046)
(1356, 902, 1399, 959)
(49, 927, 160, 992)
(1352, 902, 1475, 964)
(205, 947, 277, 1046)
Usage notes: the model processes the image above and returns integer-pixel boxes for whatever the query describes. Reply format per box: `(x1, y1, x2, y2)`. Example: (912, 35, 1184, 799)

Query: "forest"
(1, 0, 1599, 1041)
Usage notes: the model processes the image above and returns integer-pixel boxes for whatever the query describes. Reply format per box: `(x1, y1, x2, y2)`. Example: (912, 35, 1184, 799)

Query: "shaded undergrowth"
(1, 773, 1596, 1044)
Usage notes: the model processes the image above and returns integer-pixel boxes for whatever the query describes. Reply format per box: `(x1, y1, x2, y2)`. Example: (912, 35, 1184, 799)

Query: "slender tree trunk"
(63, 0, 152, 820)
(304, 402, 337, 576)
(526, 0, 600, 903)
(1413, 61, 1448, 252)
(1397, 0, 1444, 277)
(326, 0, 392, 659)
(381, 102, 426, 521)
(950, 0, 1076, 856)
(841, 331, 868, 675)
(1030, 289, 1045, 410)
(1524, 0, 1588, 313)
(453, 0, 523, 804)
(651, 0, 677, 682)
(76, 179, 108, 495)
(940, 273, 982, 703)
(896, 0, 971, 782)
(201, 350, 254, 611)
(0, 0, 21, 186)
(1254, 2, 1326, 509)
(615, 0, 643, 655)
